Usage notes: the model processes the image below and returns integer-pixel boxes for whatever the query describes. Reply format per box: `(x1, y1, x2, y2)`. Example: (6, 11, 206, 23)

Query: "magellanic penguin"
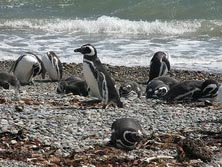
(119, 81, 142, 98)
(57, 76, 88, 96)
(10, 52, 46, 85)
(74, 44, 123, 108)
(148, 51, 170, 82)
(110, 118, 143, 150)
(163, 79, 220, 102)
(199, 79, 220, 99)
(0, 72, 20, 90)
(146, 76, 178, 99)
(41, 51, 63, 81)
(163, 80, 203, 102)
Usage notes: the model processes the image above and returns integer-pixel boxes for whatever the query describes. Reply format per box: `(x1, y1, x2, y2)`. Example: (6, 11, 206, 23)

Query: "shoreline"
(0, 60, 222, 166)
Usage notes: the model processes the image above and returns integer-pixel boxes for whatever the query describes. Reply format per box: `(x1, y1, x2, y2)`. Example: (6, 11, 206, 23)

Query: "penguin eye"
(126, 85, 132, 90)
(84, 47, 92, 53)
(82, 46, 95, 56)
(0, 82, 9, 89)
(147, 88, 153, 92)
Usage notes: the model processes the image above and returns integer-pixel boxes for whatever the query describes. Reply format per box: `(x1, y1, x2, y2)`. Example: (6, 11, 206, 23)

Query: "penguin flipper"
(97, 72, 108, 103)
(30, 52, 46, 79)
(9, 55, 26, 73)
(162, 56, 170, 71)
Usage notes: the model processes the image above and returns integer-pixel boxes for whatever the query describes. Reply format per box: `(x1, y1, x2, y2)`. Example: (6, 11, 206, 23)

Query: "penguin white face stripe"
(174, 88, 200, 100)
(116, 139, 136, 149)
(154, 86, 168, 96)
(84, 45, 96, 56)
(202, 84, 218, 94)
(123, 130, 139, 145)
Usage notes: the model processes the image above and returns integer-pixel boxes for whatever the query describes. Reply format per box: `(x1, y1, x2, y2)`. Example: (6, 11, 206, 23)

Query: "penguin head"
(146, 80, 169, 99)
(0, 81, 10, 89)
(0, 72, 20, 90)
(123, 129, 143, 143)
(111, 118, 143, 150)
(114, 129, 143, 150)
(151, 51, 166, 62)
(119, 83, 133, 97)
(200, 79, 220, 98)
(74, 44, 97, 57)
(149, 51, 171, 82)
(119, 81, 141, 98)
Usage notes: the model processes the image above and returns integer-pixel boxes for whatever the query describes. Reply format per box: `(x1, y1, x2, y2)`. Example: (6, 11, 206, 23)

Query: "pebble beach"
(0, 60, 222, 166)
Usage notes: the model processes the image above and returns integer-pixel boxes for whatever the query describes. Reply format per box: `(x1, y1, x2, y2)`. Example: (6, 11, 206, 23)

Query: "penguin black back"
(57, 76, 88, 96)
(111, 118, 143, 150)
(148, 51, 170, 82)
(163, 80, 204, 102)
(0, 72, 20, 90)
(10, 52, 46, 85)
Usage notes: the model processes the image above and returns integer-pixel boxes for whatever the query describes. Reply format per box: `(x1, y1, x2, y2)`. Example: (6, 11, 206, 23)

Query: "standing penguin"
(148, 51, 170, 82)
(110, 118, 143, 150)
(0, 72, 20, 90)
(41, 51, 63, 81)
(74, 44, 123, 108)
(10, 52, 46, 85)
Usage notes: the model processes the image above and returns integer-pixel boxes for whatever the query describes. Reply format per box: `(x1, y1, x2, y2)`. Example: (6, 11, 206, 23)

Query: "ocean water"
(1, 0, 222, 72)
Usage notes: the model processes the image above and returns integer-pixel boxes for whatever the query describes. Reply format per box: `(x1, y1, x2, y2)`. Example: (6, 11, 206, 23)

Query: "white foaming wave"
(0, 16, 201, 35)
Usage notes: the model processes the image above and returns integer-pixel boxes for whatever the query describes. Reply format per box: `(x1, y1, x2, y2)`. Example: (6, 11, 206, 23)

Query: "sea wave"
(1, 0, 222, 21)
(1, 16, 222, 37)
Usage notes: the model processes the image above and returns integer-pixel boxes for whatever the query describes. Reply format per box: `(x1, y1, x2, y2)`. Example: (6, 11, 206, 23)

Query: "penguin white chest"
(14, 56, 38, 84)
(41, 55, 60, 81)
(83, 62, 101, 99)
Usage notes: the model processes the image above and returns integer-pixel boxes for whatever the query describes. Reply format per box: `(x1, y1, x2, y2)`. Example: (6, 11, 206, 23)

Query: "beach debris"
(143, 155, 174, 163)
(177, 137, 213, 162)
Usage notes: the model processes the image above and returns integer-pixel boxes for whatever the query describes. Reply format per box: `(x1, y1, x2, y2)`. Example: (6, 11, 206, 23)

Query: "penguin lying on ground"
(74, 44, 123, 108)
(148, 51, 170, 82)
(146, 76, 178, 99)
(119, 81, 142, 98)
(163, 79, 220, 102)
(57, 76, 88, 96)
(10, 52, 46, 85)
(0, 72, 20, 90)
(110, 118, 144, 150)
(41, 51, 63, 81)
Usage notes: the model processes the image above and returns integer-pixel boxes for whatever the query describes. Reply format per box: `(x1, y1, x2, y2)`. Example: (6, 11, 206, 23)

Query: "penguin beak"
(134, 133, 143, 141)
(74, 48, 82, 53)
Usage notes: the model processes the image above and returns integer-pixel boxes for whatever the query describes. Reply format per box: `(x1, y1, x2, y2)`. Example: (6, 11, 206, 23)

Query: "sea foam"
(0, 16, 203, 36)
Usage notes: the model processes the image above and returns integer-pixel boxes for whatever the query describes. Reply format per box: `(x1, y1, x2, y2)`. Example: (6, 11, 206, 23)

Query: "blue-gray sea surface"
(1, 0, 222, 72)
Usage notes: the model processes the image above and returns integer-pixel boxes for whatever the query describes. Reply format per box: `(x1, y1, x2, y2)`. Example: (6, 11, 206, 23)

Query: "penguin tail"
(117, 100, 123, 108)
